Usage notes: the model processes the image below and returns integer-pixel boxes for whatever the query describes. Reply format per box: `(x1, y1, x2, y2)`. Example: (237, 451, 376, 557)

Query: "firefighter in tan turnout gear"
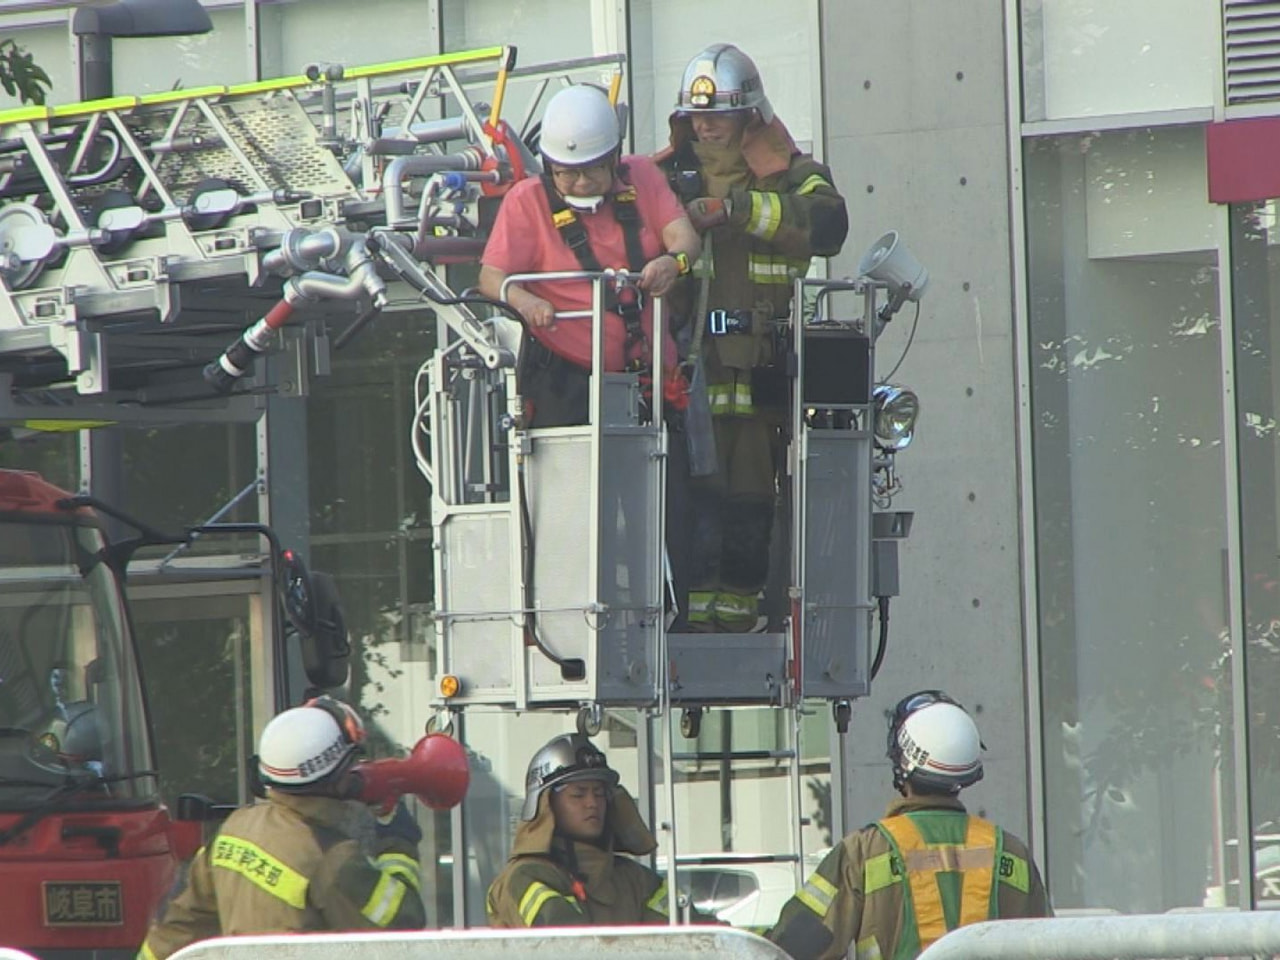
(659, 43, 849, 632)
(487, 733, 711, 928)
(138, 698, 425, 960)
(767, 691, 1051, 960)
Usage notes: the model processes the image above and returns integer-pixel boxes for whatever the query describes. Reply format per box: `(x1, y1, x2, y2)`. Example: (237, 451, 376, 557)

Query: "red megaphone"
(353, 733, 470, 813)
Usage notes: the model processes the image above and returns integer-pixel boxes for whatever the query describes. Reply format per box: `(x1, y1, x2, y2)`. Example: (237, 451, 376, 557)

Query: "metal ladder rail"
(0, 47, 616, 421)
(656, 696, 813, 925)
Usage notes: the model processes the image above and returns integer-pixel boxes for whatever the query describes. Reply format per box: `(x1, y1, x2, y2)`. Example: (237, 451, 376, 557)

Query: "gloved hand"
(374, 800, 423, 847)
(686, 197, 731, 232)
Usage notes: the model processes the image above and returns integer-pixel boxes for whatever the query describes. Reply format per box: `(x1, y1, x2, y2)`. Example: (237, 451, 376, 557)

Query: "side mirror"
(174, 793, 238, 822)
(299, 571, 351, 690)
(278, 551, 350, 690)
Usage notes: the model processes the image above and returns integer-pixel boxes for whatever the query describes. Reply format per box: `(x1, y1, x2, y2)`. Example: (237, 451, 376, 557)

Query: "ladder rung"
(675, 854, 800, 866)
(672, 749, 796, 762)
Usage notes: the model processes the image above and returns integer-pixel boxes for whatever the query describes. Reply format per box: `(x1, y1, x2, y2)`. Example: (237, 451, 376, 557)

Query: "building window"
(1025, 125, 1235, 910)
(1230, 199, 1280, 907)
(1019, 0, 1216, 122)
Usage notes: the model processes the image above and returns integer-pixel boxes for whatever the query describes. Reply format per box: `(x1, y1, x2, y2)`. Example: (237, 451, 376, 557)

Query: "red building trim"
(1206, 115, 1280, 204)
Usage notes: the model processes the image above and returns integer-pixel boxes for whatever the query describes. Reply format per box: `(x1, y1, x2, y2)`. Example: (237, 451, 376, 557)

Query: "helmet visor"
(891, 690, 961, 726)
(305, 696, 366, 746)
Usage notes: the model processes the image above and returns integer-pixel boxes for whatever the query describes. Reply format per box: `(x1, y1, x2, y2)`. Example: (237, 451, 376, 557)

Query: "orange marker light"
(439, 675, 461, 699)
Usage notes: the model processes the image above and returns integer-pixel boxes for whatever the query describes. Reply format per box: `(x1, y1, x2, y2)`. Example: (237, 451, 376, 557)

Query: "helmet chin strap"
(562, 194, 605, 213)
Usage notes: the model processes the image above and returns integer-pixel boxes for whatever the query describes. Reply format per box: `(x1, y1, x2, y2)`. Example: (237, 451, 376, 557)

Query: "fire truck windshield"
(0, 519, 157, 809)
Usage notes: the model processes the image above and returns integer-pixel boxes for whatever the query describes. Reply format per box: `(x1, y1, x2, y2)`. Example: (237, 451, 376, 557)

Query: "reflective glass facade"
(1024, 125, 1234, 910)
(1231, 199, 1280, 906)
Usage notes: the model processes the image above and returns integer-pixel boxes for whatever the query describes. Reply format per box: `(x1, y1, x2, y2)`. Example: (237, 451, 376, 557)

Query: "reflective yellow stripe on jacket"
(706, 380, 755, 416)
(210, 834, 309, 909)
(362, 851, 423, 927)
(747, 191, 783, 240)
(794, 871, 837, 918)
(796, 174, 832, 196)
(518, 880, 582, 926)
(646, 882, 670, 916)
(746, 252, 809, 286)
(375, 851, 423, 892)
(876, 815, 996, 951)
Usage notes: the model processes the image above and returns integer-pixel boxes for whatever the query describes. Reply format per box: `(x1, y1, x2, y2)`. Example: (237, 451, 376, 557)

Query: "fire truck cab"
(0, 468, 353, 958)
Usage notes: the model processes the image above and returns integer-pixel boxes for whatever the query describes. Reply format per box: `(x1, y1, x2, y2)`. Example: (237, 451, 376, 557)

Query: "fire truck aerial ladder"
(0, 41, 926, 933)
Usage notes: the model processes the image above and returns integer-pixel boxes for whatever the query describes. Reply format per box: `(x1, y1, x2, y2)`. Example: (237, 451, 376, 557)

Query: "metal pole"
(719, 711, 733, 851)
(79, 32, 113, 99)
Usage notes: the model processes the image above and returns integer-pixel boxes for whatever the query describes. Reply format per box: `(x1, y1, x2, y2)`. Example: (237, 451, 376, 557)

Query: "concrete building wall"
(821, 2, 1031, 839)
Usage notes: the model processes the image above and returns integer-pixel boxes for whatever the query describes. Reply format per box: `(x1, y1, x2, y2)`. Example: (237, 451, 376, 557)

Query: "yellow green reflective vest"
(864, 810, 1027, 960)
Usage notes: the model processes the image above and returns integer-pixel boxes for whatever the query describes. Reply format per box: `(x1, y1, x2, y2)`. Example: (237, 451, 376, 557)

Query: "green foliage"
(0, 39, 52, 105)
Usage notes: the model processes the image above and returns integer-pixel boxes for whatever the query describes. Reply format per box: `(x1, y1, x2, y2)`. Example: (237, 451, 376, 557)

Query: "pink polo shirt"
(482, 155, 683, 372)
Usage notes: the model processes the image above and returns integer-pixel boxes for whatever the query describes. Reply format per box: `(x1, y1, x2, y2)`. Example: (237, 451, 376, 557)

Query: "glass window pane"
(0, 431, 77, 490)
(1025, 125, 1235, 911)
(258, 0, 438, 79)
(628, 2, 817, 155)
(0, 521, 155, 805)
(1230, 200, 1280, 907)
(118, 423, 258, 556)
(114, 7, 251, 94)
(131, 592, 253, 807)
(1020, 0, 1216, 122)
(440, 0, 595, 149)
(309, 310, 434, 539)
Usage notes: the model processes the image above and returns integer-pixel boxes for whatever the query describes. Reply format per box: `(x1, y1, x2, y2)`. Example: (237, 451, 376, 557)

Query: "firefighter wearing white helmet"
(479, 83, 700, 421)
(538, 84, 624, 174)
(657, 44, 848, 633)
(479, 85, 701, 623)
(768, 691, 1051, 960)
(138, 698, 425, 960)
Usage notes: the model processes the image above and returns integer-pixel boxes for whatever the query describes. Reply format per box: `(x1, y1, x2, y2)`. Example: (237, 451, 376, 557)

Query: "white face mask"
(563, 194, 605, 213)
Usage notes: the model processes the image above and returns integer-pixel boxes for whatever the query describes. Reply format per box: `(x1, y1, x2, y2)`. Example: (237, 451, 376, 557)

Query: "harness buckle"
(707, 309, 753, 335)
(613, 279, 645, 319)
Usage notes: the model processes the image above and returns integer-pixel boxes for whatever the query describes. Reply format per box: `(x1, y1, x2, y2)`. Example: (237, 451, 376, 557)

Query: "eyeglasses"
(550, 161, 613, 186)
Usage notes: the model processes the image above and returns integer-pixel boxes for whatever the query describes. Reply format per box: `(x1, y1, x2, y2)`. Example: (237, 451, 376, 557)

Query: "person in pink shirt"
(478, 83, 702, 630)
(479, 83, 701, 428)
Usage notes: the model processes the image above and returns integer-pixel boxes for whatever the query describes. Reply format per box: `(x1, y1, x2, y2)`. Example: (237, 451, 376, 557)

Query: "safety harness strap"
(542, 171, 650, 368)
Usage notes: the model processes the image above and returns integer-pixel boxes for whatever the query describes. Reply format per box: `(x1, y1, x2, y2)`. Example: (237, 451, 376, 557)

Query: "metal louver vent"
(1226, 0, 1280, 104)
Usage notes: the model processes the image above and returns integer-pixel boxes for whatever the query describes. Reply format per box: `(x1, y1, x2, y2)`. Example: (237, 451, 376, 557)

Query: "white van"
(664, 853, 827, 930)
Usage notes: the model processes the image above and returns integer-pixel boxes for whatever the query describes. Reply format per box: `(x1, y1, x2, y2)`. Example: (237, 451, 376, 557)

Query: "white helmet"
(539, 85, 621, 167)
(675, 43, 774, 123)
(887, 690, 983, 794)
(257, 696, 366, 790)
